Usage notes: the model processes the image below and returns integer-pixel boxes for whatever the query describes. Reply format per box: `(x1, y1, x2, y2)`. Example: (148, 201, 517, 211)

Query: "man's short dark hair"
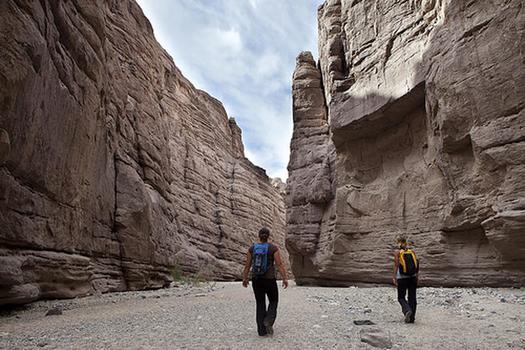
(259, 227, 270, 237)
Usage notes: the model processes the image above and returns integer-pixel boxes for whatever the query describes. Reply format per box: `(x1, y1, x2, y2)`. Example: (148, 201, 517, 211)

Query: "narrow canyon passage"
(1, 283, 524, 349)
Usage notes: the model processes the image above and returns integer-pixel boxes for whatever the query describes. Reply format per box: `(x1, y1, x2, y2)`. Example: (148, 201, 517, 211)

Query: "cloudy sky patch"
(136, 0, 324, 180)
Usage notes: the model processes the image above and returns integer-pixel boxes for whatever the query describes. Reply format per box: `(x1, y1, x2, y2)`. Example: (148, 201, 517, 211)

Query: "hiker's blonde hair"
(396, 235, 407, 244)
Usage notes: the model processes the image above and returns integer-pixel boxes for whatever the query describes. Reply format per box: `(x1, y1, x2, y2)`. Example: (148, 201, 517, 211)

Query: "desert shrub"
(169, 260, 216, 288)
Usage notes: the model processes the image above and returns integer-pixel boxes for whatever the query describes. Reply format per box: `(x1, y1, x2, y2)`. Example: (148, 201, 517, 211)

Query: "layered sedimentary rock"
(287, 0, 525, 286)
(0, 0, 286, 305)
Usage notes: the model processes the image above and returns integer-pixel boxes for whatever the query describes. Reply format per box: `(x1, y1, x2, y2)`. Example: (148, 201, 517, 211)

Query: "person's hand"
(282, 279, 288, 289)
(392, 277, 397, 287)
(242, 279, 249, 288)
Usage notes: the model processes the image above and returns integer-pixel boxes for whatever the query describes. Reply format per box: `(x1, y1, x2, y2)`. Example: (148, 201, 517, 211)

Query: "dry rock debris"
(3, 283, 522, 350)
(360, 328, 393, 349)
(44, 306, 62, 316)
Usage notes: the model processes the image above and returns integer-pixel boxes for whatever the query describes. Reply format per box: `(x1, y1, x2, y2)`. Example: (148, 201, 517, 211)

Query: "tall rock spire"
(286, 51, 337, 285)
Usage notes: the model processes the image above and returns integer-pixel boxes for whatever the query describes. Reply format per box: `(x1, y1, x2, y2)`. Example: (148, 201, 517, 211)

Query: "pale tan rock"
(271, 178, 286, 196)
(0, 250, 92, 304)
(0, 0, 286, 305)
(287, 0, 525, 286)
(286, 52, 337, 284)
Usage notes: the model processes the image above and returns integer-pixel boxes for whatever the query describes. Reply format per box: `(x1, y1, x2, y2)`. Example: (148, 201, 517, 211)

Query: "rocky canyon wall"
(287, 0, 525, 286)
(0, 0, 286, 305)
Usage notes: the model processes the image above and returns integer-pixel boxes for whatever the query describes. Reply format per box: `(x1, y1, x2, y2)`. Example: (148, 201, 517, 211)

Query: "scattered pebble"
(45, 307, 62, 316)
(354, 320, 376, 325)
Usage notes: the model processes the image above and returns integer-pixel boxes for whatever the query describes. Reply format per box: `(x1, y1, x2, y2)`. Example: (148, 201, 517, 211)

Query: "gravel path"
(1, 282, 524, 349)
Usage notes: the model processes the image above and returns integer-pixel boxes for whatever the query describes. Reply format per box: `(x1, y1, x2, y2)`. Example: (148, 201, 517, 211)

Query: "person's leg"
(397, 278, 412, 321)
(252, 278, 267, 336)
(264, 279, 279, 332)
(407, 277, 417, 322)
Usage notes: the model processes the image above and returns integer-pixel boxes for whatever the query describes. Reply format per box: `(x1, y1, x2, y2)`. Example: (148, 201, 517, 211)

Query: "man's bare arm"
(274, 249, 288, 289)
(242, 251, 252, 287)
(392, 251, 399, 286)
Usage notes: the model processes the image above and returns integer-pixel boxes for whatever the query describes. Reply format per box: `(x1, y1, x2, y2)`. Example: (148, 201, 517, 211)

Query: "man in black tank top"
(242, 227, 289, 336)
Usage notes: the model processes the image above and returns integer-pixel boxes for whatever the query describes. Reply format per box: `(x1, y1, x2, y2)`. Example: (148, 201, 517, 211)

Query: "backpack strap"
(399, 249, 406, 273)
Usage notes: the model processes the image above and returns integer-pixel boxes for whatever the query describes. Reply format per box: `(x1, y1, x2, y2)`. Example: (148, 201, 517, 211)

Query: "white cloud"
(254, 52, 280, 79)
(136, 0, 324, 179)
(206, 27, 243, 53)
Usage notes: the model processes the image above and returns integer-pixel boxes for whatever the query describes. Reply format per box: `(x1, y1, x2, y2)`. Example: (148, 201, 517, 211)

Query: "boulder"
(360, 328, 392, 349)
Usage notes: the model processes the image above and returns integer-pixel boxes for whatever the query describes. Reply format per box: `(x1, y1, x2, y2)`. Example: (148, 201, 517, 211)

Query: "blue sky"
(136, 0, 324, 180)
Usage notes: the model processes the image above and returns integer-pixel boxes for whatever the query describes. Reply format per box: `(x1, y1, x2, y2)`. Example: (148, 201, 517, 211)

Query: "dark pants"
(397, 277, 417, 321)
(252, 278, 278, 336)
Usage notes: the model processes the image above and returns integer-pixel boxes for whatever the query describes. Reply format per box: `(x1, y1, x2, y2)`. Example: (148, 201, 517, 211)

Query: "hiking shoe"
(264, 321, 274, 336)
(404, 311, 413, 323)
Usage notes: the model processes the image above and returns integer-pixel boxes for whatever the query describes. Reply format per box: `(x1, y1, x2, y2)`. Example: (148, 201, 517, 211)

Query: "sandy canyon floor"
(1, 282, 524, 349)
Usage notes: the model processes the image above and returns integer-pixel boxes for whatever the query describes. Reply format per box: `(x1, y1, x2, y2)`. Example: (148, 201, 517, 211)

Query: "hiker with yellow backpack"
(393, 236, 419, 323)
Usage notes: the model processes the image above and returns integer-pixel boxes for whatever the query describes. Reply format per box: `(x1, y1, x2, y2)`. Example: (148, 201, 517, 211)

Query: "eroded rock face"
(0, 0, 286, 305)
(287, 0, 525, 286)
(0, 129, 9, 164)
(286, 52, 338, 285)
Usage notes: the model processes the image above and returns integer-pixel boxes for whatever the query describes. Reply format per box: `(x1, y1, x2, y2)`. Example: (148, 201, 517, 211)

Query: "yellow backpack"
(399, 249, 418, 275)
